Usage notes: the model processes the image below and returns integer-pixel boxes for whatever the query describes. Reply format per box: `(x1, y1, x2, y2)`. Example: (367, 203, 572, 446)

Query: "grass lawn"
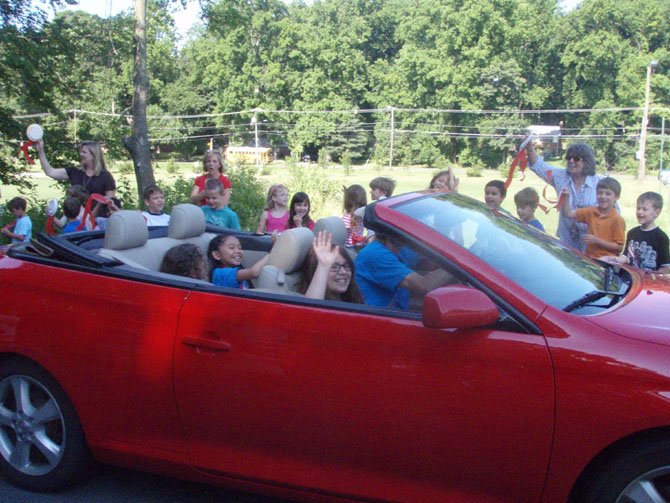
(4, 159, 670, 238)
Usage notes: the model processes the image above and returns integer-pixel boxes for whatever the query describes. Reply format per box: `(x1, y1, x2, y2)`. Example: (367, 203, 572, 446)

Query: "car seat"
(168, 203, 216, 256)
(253, 227, 314, 292)
(98, 210, 170, 270)
(313, 216, 347, 247)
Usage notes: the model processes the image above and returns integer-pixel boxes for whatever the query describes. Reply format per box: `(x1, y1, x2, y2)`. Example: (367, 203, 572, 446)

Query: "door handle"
(181, 336, 231, 352)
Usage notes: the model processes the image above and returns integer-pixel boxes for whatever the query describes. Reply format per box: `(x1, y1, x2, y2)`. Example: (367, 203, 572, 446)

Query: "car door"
(173, 289, 554, 502)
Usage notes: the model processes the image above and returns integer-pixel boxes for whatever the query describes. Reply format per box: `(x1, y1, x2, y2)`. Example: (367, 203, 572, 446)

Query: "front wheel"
(0, 360, 93, 491)
(578, 438, 670, 503)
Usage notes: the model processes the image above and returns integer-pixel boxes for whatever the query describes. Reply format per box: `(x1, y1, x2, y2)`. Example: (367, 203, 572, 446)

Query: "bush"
(115, 160, 134, 175)
(341, 150, 353, 176)
(166, 158, 180, 175)
(115, 177, 138, 210)
(466, 167, 483, 177)
(318, 148, 330, 168)
(227, 166, 266, 231)
(161, 177, 193, 213)
(287, 163, 341, 218)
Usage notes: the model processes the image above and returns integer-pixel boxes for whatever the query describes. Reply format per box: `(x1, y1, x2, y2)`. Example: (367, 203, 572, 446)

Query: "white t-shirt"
(142, 211, 170, 227)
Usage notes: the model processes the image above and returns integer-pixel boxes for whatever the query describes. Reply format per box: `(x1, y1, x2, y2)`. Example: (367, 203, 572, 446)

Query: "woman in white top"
(526, 142, 605, 252)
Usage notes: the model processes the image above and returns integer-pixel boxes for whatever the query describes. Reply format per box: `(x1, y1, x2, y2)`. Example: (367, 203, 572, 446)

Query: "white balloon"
(26, 124, 43, 142)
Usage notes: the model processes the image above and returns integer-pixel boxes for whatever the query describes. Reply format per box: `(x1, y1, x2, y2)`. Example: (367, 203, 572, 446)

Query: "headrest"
(104, 210, 148, 250)
(168, 203, 206, 239)
(313, 216, 347, 247)
(267, 227, 314, 273)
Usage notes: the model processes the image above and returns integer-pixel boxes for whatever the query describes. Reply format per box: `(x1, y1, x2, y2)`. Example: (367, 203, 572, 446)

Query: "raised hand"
(312, 230, 339, 268)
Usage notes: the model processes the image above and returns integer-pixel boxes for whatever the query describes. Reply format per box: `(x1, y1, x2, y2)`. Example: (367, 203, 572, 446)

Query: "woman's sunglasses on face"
(566, 155, 582, 162)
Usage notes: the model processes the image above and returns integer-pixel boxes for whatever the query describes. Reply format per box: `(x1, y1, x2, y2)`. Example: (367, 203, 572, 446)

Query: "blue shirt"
(355, 240, 412, 309)
(62, 219, 81, 234)
(201, 206, 241, 230)
(13, 215, 32, 243)
(211, 267, 248, 289)
(528, 219, 545, 232)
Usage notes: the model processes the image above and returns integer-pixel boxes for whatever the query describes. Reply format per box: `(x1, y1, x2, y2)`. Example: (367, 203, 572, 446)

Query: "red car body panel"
(0, 257, 189, 456)
(173, 291, 554, 502)
(2, 191, 670, 502)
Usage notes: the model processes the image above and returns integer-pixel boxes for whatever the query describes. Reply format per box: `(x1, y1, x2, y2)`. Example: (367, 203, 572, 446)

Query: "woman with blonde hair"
(36, 140, 117, 217)
(191, 150, 232, 206)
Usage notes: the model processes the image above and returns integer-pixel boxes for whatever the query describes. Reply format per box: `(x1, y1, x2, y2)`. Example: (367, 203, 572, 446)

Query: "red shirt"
(194, 174, 232, 206)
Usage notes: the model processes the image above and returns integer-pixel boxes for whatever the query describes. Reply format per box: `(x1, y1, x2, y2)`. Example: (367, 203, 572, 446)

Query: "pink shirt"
(266, 210, 289, 233)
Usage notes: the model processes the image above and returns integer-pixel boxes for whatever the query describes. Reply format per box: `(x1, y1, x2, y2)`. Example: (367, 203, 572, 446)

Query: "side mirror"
(423, 285, 499, 329)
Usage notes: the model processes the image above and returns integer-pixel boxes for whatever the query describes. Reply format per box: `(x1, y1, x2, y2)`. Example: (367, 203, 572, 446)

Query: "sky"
(61, 0, 202, 41)
(61, 0, 582, 39)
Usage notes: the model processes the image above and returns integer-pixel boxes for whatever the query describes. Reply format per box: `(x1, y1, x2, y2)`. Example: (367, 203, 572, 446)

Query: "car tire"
(578, 438, 670, 503)
(0, 359, 93, 492)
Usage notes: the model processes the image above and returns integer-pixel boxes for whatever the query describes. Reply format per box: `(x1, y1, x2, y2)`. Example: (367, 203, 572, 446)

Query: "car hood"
(588, 271, 670, 345)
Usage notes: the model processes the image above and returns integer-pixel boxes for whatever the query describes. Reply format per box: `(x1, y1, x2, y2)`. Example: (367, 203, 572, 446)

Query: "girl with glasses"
(299, 231, 363, 303)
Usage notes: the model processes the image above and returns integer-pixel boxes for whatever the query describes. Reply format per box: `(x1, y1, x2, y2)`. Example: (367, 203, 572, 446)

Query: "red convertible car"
(1, 191, 670, 503)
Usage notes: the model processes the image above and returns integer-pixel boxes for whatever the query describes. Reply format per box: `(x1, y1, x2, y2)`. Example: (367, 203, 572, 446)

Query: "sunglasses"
(566, 155, 582, 162)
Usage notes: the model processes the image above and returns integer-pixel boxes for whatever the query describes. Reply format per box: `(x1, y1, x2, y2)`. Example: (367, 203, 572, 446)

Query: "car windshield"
(394, 193, 625, 312)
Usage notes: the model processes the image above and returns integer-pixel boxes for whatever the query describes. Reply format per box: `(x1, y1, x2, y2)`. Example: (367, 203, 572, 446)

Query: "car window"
(394, 193, 617, 312)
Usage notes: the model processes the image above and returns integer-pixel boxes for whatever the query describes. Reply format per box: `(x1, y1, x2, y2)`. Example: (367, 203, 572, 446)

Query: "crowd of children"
(4, 143, 670, 298)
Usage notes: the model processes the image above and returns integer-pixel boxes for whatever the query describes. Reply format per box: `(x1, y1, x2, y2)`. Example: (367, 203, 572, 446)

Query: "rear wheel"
(579, 439, 670, 503)
(0, 360, 93, 491)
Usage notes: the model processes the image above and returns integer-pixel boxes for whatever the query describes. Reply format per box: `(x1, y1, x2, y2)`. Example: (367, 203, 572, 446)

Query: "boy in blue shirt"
(2, 197, 32, 244)
(61, 197, 82, 234)
(514, 187, 545, 231)
(201, 179, 241, 230)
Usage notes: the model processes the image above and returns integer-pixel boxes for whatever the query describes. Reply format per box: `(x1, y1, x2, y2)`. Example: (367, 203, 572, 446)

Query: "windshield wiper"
(563, 290, 610, 313)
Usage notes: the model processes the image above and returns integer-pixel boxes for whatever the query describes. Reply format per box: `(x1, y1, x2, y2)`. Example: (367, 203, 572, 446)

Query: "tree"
(123, 0, 156, 197)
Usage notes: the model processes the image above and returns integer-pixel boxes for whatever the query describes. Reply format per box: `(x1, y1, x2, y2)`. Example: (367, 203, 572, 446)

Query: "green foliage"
(341, 150, 353, 176)
(318, 147, 330, 168)
(166, 158, 180, 175)
(2, 0, 670, 183)
(115, 176, 138, 210)
(466, 167, 483, 177)
(155, 177, 192, 213)
(227, 166, 266, 231)
(287, 163, 341, 217)
(116, 161, 134, 175)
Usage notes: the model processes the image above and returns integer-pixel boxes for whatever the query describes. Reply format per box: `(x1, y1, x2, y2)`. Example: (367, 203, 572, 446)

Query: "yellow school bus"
(224, 146, 273, 165)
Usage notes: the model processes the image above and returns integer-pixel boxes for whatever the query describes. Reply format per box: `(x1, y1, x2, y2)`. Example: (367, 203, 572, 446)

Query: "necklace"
(82, 169, 95, 191)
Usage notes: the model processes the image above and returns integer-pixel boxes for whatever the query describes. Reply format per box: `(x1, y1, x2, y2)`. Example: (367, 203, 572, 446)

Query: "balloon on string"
(26, 124, 43, 142)
(19, 124, 43, 164)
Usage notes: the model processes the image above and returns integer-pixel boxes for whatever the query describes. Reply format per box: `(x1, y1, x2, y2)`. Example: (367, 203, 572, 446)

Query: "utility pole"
(388, 106, 395, 168)
(251, 109, 260, 167)
(661, 117, 666, 173)
(638, 59, 658, 180)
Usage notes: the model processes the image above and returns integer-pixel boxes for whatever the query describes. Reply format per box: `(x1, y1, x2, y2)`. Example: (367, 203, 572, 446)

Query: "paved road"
(0, 465, 289, 502)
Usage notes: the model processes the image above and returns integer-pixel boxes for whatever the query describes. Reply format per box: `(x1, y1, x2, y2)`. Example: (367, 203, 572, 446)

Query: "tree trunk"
(123, 0, 155, 201)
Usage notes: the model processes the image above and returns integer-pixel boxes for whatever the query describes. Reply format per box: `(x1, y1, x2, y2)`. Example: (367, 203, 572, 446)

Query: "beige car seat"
(253, 227, 314, 292)
(313, 216, 347, 247)
(98, 210, 177, 270)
